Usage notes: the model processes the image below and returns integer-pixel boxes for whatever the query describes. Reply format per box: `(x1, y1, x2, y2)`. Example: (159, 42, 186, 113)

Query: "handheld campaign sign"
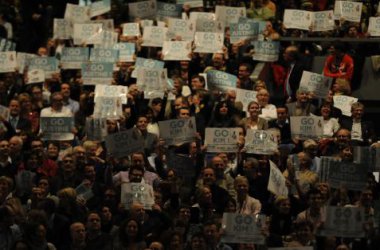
(221, 213, 266, 244)
(53, 19, 72, 39)
(162, 41, 191, 61)
(290, 116, 323, 140)
(105, 129, 145, 158)
(268, 161, 288, 197)
(167, 18, 195, 41)
(236, 89, 257, 112)
(327, 161, 368, 191)
(93, 96, 123, 119)
(206, 70, 237, 90)
(189, 12, 215, 22)
(0, 51, 16, 73)
(252, 41, 280, 62)
(89, 0, 111, 17)
(215, 6, 246, 27)
(16, 53, 37, 73)
(85, 117, 108, 141)
(319, 206, 365, 238)
(95, 30, 118, 48)
(90, 48, 119, 63)
(132, 57, 165, 78)
(205, 128, 239, 153)
(195, 19, 225, 33)
(368, 17, 380, 37)
(299, 71, 332, 98)
(61, 47, 89, 69)
(128, 0, 157, 20)
(159, 117, 197, 145)
(122, 23, 141, 37)
(244, 129, 278, 155)
(176, 0, 203, 8)
(40, 117, 74, 141)
(114, 43, 135, 62)
(121, 183, 155, 209)
(64, 3, 91, 23)
(81, 62, 114, 85)
(0, 105, 9, 120)
(136, 68, 167, 96)
(28, 57, 58, 78)
(230, 22, 259, 44)
(333, 95, 358, 116)
(73, 23, 103, 45)
(142, 26, 168, 47)
(334, 1, 362, 23)
(311, 11, 335, 32)
(283, 9, 312, 31)
(95, 85, 128, 104)
(156, 2, 182, 21)
(26, 69, 45, 84)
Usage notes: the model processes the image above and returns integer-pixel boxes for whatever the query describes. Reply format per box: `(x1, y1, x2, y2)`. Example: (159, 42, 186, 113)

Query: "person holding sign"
(239, 101, 268, 130)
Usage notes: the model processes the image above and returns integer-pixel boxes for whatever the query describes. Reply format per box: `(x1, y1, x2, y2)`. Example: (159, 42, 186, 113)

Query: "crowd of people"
(1, 0, 380, 250)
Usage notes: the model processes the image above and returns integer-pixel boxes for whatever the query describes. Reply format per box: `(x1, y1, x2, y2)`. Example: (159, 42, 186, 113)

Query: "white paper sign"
(0, 105, 9, 120)
(177, 0, 203, 8)
(245, 129, 278, 155)
(205, 128, 239, 153)
(311, 11, 335, 32)
(95, 85, 128, 104)
(283, 9, 312, 31)
(16, 53, 37, 73)
(90, 0, 111, 17)
(319, 206, 365, 238)
(121, 183, 155, 209)
(26, 69, 45, 84)
(40, 117, 74, 141)
(0, 51, 16, 73)
(114, 43, 135, 62)
(27, 57, 58, 78)
(299, 71, 332, 98)
(64, 3, 91, 23)
(137, 68, 167, 96)
(167, 18, 195, 41)
(268, 161, 288, 197)
(159, 117, 197, 145)
(334, 1, 362, 23)
(105, 129, 145, 158)
(60, 47, 89, 69)
(215, 6, 246, 27)
(194, 32, 224, 53)
(132, 57, 165, 78)
(81, 62, 114, 85)
(235, 89, 257, 112)
(230, 22, 259, 44)
(128, 0, 157, 20)
(252, 41, 280, 62)
(156, 2, 182, 21)
(162, 41, 191, 61)
(195, 19, 225, 33)
(290, 116, 323, 140)
(207, 70, 237, 90)
(221, 213, 266, 244)
(368, 17, 380, 37)
(90, 48, 119, 63)
(122, 23, 141, 36)
(73, 23, 103, 45)
(142, 26, 168, 47)
(93, 96, 123, 119)
(189, 12, 215, 21)
(333, 95, 358, 116)
(53, 19, 72, 39)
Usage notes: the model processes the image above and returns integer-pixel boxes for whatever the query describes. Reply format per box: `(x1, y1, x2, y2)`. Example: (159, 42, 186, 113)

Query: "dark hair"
(118, 218, 144, 244)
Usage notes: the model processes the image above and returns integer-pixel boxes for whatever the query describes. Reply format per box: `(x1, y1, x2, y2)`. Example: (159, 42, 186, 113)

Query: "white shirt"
(351, 121, 363, 141)
(40, 106, 73, 117)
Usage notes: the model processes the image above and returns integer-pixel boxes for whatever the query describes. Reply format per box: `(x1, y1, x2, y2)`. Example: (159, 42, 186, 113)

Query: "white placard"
(167, 18, 195, 41)
(142, 26, 168, 47)
(189, 12, 215, 21)
(230, 21, 259, 44)
(114, 43, 135, 62)
(215, 6, 246, 27)
(334, 1, 362, 23)
(162, 41, 191, 61)
(159, 117, 197, 145)
(245, 129, 278, 155)
(0, 51, 16, 73)
(177, 0, 203, 8)
(53, 19, 72, 39)
(16, 53, 36, 73)
(268, 161, 288, 197)
(95, 85, 128, 104)
(27, 57, 58, 78)
(194, 32, 224, 53)
(333, 95, 358, 116)
(93, 96, 123, 119)
(195, 19, 225, 33)
(40, 117, 75, 141)
(319, 206, 365, 238)
(235, 89, 257, 112)
(368, 17, 380, 37)
(283, 9, 312, 31)
(205, 128, 239, 153)
(207, 70, 237, 90)
(81, 62, 114, 85)
(136, 68, 167, 95)
(128, 0, 157, 20)
(90, 48, 119, 63)
(0, 105, 9, 120)
(299, 71, 332, 98)
(26, 69, 45, 84)
(311, 11, 335, 32)
(156, 2, 182, 21)
(221, 213, 266, 244)
(64, 3, 91, 23)
(132, 57, 165, 78)
(290, 116, 323, 140)
(73, 23, 103, 45)
(90, 0, 111, 17)
(60, 47, 89, 69)
(252, 41, 280, 62)
(122, 23, 141, 36)
(121, 183, 155, 209)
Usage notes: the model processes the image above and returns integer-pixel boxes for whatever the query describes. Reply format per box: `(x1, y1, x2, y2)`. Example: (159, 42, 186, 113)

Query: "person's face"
(298, 152, 310, 169)
(203, 224, 218, 242)
(61, 84, 71, 98)
(128, 84, 139, 97)
(9, 138, 22, 153)
(341, 146, 353, 161)
(256, 91, 269, 105)
(87, 213, 101, 231)
(321, 105, 331, 118)
(296, 225, 312, 241)
(191, 77, 204, 90)
(149, 242, 164, 250)
(132, 154, 144, 167)
(31, 140, 44, 152)
(235, 179, 249, 196)
(170, 234, 182, 250)
(0, 140, 10, 156)
(191, 236, 206, 250)
(51, 94, 64, 110)
(178, 108, 190, 119)
(212, 54, 224, 68)
(38, 179, 49, 194)
(62, 156, 75, 173)
(136, 117, 148, 131)
(37, 47, 48, 56)
(8, 100, 20, 116)
(238, 66, 250, 80)
(278, 199, 291, 214)
(360, 190, 373, 205)
(84, 166, 96, 181)
(202, 168, 216, 185)
(71, 223, 86, 242)
(352, 107, 363, 120)
(101, 206, 112, 221)
(297, 91, 309, 103)
(248, 103, 260, 117)
(126, 220, 138, 237)
(219, 103, 228, 116)
(130, 169, 144, 183)
(47, 144, 59, 159)
(243, 161, 258, 178)
(276, 108, 288, 122)
(212, 157, 226, 176)
(309, 194, 323, 208)
(336, 130, 350, 143)
(31, 87, 43, 100)
(106, 120, 117, 133)
(152, 102, 162, 113)
(74, 147, 86, 162)
(178, 208, 191, 222)
(226, 91, 236, 103)
(123, 107, 131, 120)
(201, 187, 212, 203)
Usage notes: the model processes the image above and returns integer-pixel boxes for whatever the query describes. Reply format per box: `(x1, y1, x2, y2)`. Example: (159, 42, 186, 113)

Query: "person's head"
(30, 138, 44, 152)
(283, 45, 299, 63)
(293, 220, 314, 243)
(177, 205, 191, 224)
(178, 107, 191, 119)
(149, 241, 164, 250)
(347, 25, 359, 38)
(335, 128, 351, 144)
(70, 222, 86, 244)
(190, 233, 207, 250)
(17, 93, 33, 111)
(274, 196, 291, 214)
(256, 89, 270, 106)
(307, 188, 323, 209)
(129, 165, 144, 183)
(212, 53, 225, 68)
(202, 167, 216, 186)
(136, 115, 148, 131)
(320, 102, 332, 119)
(31, 86, 43, 101)
(191, 75, 205, 90)
(303, 139, 318, 158)
(238, 63, 252, 80)
(211, 156, 226, 177)
(73, 146, 86, 164)
(296, 88, 310, 104)
(8, 99, 20, 117)
(131, 152, 146, 168)
(298, 151, 312, 170)
(37, 47, 48, 57)
(360, 188, 373, 207)
(351, 102, 364, 120)
(339, 143, 353, 161)
(62, 153, 75, 173)
(9, 136, 23, 155)
(129, 203, 146, 222)
(234, 176, 249, 198)
(151, 98, 163, 113)
(203, 220, 220, 245)
(60, 83, 71, 100)
(86, 212, 101, 233)
(225, 89, 236, 104)
(243, 158, 260, 179)
(47, 141, 60, 160)
(276, 106, 288, 122)
(0, 176, 13, 202)
(0, 139, 10, 158)
(84, 164, 96, 182)
(253, 80, 267, 91)
(247, 101, 260, 118)
(50, 92, 64, 111)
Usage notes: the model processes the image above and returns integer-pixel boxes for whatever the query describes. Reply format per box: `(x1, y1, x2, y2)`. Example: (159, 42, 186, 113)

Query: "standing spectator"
(61, 83, 80, 115)
(323, 42, 354, 81)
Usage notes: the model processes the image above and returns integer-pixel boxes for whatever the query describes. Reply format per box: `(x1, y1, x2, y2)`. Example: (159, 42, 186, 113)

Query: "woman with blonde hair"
(239, 101, 268, 130)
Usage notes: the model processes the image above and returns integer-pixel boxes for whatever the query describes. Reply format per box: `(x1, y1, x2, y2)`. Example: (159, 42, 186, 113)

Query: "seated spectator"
(323, 42, 354, 81)
(286, 89, 316, 116)
(239, 101, 268, 130)
(257, 88, 277, 121)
